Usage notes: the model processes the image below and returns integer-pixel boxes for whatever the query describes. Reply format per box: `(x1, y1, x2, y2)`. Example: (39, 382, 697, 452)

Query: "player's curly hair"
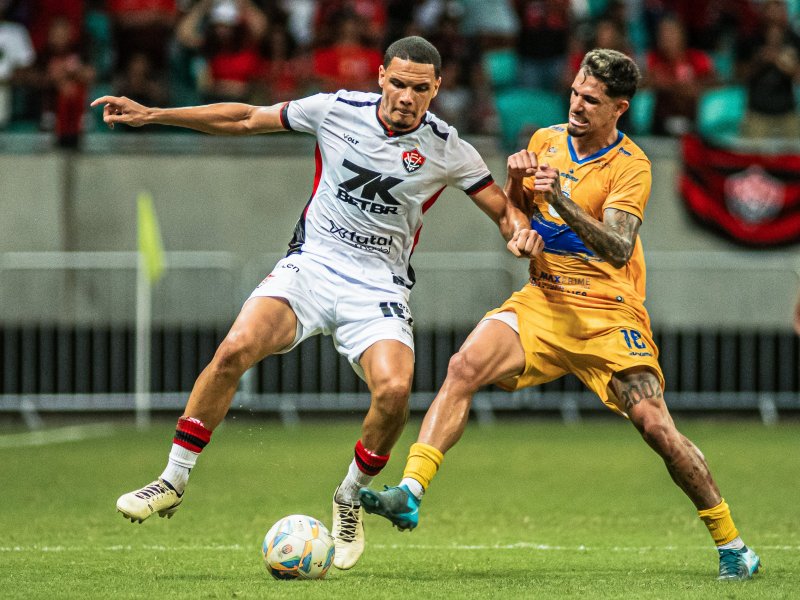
(384, 36, 442, 78)
(580, 49, 640, 99)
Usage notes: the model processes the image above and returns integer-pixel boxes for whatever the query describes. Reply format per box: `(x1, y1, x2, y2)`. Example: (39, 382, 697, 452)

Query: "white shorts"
(483, 310, 519, 332)
(248, 254, 415, 380)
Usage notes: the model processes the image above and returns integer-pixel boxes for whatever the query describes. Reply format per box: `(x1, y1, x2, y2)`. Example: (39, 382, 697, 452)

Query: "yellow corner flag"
(137, 191, 166, 283)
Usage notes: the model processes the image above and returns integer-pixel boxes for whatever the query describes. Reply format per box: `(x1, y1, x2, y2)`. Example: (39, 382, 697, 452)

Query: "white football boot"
(116, 479, 182, 523)
(331, 487, 365, 569)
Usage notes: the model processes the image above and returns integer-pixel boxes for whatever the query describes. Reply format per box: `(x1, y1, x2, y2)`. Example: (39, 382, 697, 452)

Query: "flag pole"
(134, 191, 165, 430)
(135, 249, 152, 430)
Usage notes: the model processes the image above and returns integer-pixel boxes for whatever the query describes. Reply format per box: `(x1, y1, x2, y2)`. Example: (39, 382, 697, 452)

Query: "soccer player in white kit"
(92, 36, 543, 570)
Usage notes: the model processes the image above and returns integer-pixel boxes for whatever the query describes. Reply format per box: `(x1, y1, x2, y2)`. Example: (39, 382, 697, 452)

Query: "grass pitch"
(1, 417, 797, 599)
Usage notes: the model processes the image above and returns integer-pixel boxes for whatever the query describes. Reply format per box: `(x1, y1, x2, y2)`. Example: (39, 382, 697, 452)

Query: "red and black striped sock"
(173, 416, 212, 453)
(336, 440, 391, 503)
(354, 439, 390, 476)
(161, 417, 213, 494)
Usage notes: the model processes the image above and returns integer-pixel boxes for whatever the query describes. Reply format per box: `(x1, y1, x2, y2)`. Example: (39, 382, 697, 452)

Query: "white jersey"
(280, 89, 493, 290)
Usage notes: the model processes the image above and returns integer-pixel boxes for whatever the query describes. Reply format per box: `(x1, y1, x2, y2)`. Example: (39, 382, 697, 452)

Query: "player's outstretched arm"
(534, 163, 641, 268)
(469, 182, 543, 258)
(89, 96, 288, 135)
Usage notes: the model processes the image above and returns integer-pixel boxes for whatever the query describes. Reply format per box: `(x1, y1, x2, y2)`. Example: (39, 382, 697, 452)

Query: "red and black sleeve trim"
(465, 174, 494, 196)
(279, 101, 292, 131)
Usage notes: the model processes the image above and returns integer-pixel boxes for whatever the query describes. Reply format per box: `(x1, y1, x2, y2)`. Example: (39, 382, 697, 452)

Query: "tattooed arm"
(533, 163, 641, 268)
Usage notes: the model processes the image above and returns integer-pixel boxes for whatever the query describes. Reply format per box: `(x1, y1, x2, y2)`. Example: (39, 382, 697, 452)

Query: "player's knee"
(638, 415, 679, 455)
(211, 335, 257, 379)
(371, 375, 412, 405)
(446, 351, 482, 389)
(370, 377, 411, 424)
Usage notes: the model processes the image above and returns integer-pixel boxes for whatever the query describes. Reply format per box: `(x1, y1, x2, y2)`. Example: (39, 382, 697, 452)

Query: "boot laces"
(335, 500, 360, 543)
(718, 549, 745, 578)
(134, 481, 169, 500)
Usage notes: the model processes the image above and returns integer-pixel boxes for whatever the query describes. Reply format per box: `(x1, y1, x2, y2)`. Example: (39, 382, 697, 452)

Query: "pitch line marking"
(0, 424, 114, 449)
(1, 543, 798, 553)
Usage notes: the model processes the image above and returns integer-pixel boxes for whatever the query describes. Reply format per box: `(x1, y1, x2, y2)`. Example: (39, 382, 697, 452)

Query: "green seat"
(587, 0, 610, 18)
(495, 88, 565, 151)
(482, 49, 519, 89)
(628, 88, 654, 135)
(712, 48, 735, 84)
(88, 83, 114, 132)
(84, 10, 113, 80)
(697, 85, 746, 140)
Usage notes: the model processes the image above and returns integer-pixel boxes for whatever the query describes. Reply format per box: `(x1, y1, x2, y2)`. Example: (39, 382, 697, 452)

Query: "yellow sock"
(698, 499, 739, 546)
(403, 442, 444, 491)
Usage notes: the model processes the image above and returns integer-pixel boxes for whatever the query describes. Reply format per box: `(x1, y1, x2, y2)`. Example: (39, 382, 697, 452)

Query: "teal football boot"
(359, 484, 420, 531)
(717, 546, 761, 581)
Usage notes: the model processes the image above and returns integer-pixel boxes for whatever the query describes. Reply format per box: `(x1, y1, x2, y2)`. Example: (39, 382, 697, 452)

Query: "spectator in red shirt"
(645, 15, 717, 136)
(312, 11, 383, 93)
(107, 0, 177, 75)
(177, 0, 268, 103)
(735, 0, 800, 140)
(25, 0, 84, 55)
(515, 0, 572, 92)
(34, 15, 94, 147)
(643, 0, 760, 53)
(313, 0, 387, 49)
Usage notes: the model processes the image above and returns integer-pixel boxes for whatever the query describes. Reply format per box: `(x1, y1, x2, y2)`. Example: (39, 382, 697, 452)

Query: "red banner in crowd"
(679, 134, 800, 246)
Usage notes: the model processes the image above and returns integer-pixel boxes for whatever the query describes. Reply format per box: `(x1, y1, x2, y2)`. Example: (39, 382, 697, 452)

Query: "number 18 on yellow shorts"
(483, 284, 665, 417)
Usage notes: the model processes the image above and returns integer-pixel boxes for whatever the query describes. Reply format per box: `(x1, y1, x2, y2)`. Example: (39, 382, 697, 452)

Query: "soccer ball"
(262, 514, 335, 580)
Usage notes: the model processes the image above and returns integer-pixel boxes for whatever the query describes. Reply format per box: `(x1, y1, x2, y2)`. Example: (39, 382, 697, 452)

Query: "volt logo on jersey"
(340, 159, 402, 204)
(327, 219, 394, 254)
(402, 148, 426, 173)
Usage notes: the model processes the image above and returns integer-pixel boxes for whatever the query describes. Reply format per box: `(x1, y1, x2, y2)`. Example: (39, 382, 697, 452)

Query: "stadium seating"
(494, 87, 565, 151)
(628, 88, 655, 135)
(696, 85, 746, 140)
(711, 47, 735, 84)
(482, 48, 519, 89)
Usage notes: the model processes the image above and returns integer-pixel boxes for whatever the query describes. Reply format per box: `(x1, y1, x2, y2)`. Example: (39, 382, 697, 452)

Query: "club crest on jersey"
(402, 148, 426, 173)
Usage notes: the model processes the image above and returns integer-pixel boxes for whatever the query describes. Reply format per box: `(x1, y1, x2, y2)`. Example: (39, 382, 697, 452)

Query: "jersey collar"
(375, 104, 427, 137)
(567, 130, 624, 165)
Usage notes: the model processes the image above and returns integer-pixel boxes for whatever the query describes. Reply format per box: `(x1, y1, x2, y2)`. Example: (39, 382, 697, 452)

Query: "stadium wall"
(1, 137, 798, 330)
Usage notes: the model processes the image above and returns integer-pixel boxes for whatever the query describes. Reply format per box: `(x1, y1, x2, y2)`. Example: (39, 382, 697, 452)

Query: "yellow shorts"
(484, 283, 665, 416)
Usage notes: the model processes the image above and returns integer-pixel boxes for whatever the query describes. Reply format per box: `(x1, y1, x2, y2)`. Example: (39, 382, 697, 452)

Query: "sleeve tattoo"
(553, 201, 642, 268)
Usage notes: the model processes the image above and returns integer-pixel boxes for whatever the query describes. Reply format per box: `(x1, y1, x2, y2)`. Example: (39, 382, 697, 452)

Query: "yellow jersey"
(523, 124, 652, 325)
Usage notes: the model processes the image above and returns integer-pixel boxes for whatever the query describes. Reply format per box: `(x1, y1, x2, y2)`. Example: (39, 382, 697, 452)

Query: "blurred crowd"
(0, 0, 798, 147)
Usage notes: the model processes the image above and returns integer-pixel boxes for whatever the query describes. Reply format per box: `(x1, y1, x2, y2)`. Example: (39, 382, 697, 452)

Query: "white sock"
(400, 477, 424, 500)
(336, 460, 373, 504)
(159, 443, 198, 495)
(718, 536, 745, 551)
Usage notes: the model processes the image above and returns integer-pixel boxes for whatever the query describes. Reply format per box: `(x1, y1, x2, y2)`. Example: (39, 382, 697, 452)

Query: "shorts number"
(621, 329, 647, 350)
(379, 301, 413, 325)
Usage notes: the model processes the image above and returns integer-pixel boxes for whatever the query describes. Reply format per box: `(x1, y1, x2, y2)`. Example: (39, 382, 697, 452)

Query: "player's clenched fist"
(90, 95, 150, 129)
(533, 163, 563, 201)
(507, 228, 544, 258)
(506, 150, 538, 181)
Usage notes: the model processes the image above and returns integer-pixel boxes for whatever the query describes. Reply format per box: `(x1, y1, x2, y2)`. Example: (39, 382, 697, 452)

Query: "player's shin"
(160, 416, 213, 494)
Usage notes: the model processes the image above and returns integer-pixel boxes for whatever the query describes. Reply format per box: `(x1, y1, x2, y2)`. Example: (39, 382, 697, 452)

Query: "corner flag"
(137, 191, 165, 283)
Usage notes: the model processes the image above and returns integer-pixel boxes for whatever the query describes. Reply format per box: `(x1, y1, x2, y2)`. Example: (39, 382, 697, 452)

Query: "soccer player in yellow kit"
(360, 49, 761, 581)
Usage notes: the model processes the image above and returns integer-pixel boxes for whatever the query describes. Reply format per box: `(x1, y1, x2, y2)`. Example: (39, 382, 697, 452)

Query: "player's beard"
(567, 123, 587, 137)
(387, 110, 417, 132)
